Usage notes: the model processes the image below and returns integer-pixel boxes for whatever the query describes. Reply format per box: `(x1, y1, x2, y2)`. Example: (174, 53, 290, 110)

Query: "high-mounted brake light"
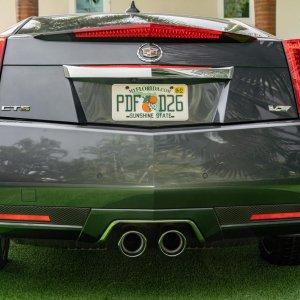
(35, 23, 255, 42)
(73, 23, 223, 40)
(0, 37, 7, 68)
(251, 212, 300, 221)
(283, 39, 300, 113)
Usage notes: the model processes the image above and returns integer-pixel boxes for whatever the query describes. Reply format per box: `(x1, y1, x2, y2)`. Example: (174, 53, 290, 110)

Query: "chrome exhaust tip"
(158, 230, 187, 257)
(118, 231, 147, 258)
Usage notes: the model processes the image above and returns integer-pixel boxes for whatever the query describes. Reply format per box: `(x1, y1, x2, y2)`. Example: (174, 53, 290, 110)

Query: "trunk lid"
(0, 14, 297, 126)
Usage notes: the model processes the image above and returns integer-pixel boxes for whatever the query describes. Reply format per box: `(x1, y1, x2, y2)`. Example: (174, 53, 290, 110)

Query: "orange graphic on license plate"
(142, 95, 158, 112)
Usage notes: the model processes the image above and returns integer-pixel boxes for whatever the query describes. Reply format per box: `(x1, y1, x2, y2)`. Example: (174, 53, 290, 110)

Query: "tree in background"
(254, 0, 276, 35)
(224, 0, 250, 18)
(16, 0, 38, 22)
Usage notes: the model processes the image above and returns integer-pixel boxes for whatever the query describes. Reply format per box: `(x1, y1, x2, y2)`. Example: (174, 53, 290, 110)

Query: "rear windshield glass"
(17, 14, 270, 38)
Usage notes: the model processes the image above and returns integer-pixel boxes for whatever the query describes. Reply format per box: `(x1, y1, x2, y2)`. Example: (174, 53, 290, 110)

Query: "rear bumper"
(0, 120, 299, 242)
(1, 204, 300, 244)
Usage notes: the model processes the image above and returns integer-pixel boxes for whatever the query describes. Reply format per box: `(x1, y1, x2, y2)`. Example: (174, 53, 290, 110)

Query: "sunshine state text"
(126, 112, 174, 119)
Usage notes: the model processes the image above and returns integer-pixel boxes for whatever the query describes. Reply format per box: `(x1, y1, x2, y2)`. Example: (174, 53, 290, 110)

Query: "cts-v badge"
(137, 43, 163, 62)
(268, 105, 291, 112)
(2, 106, 30, 112)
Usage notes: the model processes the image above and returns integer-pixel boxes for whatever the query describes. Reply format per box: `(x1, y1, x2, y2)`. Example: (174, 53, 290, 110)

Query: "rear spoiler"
(34, 23, 256, 43)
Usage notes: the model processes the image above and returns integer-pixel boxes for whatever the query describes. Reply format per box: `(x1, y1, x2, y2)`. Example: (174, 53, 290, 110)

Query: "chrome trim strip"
(0, 222, 82, 229)
(0, 120, 298, 136)
(63, 65, 234, 80)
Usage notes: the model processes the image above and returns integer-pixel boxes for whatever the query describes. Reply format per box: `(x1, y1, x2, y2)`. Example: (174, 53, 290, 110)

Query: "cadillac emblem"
(137, 43, 163, 62)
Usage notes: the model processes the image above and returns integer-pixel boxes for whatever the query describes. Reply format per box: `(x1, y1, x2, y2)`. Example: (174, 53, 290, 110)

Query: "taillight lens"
(74, 23, 223, 40)
(251, 211, 300, 221)
(283, 39, 300, 113)
(0, 37, 7, 74)
(0, 214, 51, 222)
(0, 37, 6, 64)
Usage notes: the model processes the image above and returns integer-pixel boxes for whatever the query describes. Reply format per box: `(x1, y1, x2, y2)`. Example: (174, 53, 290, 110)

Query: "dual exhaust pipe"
(118, 231, 147, 258)
(118, 229, 187, 258)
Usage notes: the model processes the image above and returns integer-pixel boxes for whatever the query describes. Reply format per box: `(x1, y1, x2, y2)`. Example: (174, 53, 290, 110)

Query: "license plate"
(112, 84, 188, 121)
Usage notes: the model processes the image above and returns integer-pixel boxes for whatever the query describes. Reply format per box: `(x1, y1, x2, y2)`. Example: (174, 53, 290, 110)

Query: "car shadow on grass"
(1, 242, 300, 300)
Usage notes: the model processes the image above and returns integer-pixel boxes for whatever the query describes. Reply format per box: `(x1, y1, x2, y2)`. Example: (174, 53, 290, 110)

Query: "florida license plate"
(112, 84, 189, 121)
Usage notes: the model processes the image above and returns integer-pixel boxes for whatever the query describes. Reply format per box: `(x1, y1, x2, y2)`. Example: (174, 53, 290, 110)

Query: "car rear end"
(0, 13, 300, 265)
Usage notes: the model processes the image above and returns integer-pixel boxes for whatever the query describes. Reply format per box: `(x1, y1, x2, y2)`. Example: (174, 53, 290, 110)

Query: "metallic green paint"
(2, 182, 300, 243)
(2, 181, 300, 209)
(1, 12, 300, 249)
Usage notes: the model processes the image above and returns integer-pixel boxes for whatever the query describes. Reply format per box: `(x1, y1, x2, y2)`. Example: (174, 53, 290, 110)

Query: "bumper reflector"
(0, 214, 51, 222)
(250, 212, 300, 221)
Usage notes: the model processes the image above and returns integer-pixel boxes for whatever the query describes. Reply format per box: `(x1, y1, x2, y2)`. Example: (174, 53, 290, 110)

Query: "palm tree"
(254, 0, 276, 35)
(16, 0, 39, 22)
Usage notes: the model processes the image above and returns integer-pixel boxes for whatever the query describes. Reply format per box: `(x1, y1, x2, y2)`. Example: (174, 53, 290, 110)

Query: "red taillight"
(0, 37, 6, 67)
(251, 212, 300, 221)
(283, 39, 300, 113)
(0, 214, 51, 222)
(74, 23, 223, 40)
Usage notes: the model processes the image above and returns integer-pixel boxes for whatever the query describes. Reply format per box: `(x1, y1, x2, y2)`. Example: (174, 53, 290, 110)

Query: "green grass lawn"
(1, 242, 300, 300)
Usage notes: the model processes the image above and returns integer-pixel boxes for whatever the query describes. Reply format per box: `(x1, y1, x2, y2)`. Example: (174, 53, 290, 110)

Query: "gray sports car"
(0, 6, 299, 267)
